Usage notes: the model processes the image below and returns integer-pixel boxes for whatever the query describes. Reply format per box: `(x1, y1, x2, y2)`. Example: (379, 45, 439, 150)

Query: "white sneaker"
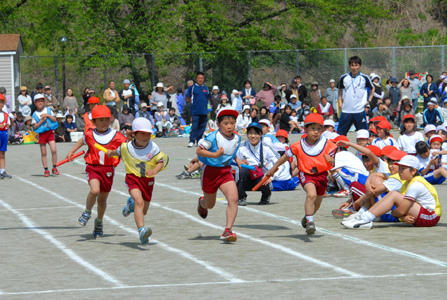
(333, 189, 350, 198)
(342, 217, 373, 229)
(343, 211, 362, 222)
(188, 142, 194, 148)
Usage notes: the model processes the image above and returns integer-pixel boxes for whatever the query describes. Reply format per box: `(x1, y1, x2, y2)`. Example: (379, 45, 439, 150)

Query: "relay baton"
(241, 164, 256, 171)
(94, 143, 118, 158)
(56, 150, 85, 167)
(252, 175, 271, 191)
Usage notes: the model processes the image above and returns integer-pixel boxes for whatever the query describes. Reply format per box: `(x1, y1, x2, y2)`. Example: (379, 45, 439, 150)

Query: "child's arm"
(265, 154, 288, 177)
(146, 161, 164, 177)
(196, 146, 224, 158)
(234, 156, 244, 169)
(66, 139, 85, 161)
(420, 158, 435, 175)
(391, 198, 413, 218)
(336, 140, 379, 166)
(432, 150, 447, 156)
(107, 149, 119, 158)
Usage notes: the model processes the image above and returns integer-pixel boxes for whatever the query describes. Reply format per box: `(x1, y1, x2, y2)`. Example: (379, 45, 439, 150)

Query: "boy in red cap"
(266, 113, 337, 235)
(32, 93, 59, 177)
(0, 95, 11, 179)
(371, 120, 397, 149)
(84, 96, 100, 131)
(66, 105, 127, 237)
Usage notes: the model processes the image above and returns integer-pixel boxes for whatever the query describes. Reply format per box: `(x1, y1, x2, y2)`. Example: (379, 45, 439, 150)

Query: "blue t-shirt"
(269, 103, 280, 115)
(187, 84, 210, 115)
(289, 101, 301, 110)
(64, 122, 77, 130)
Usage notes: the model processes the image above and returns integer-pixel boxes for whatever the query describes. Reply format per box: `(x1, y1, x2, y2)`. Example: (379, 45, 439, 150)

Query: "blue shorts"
(424, 172, 446, 185)
(0, 131, 8, 152)
(374, 192, 399, 222)
(272, 177, 300, 191)
(340, 168, 368, 186)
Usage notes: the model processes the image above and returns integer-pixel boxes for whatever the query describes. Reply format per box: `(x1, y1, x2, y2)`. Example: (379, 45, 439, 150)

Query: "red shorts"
(299, 171, 328, 196)
(414, 206, 440, 227)
(201, 165, 234, 194)
(38, 130, 55, 144)
(125, 174, 154, 202)
(85, 164, 115, 193)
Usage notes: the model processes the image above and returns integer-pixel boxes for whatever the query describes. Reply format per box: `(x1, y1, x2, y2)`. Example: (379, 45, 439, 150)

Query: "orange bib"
(290, 138, 337, 174)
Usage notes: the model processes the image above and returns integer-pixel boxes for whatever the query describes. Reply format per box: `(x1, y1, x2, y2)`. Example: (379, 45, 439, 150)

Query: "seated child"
(371, 120, 397, 149)
(64, 114, 77, 140)
(416, 139, 447, 185)
(322, 119, 339, 140)
(19, 116, 33, 134)
(423, 98, 443, 126)
(154, 102, 172, 136)
(54, 113, 69, 142)
(14, 112, 24, 134)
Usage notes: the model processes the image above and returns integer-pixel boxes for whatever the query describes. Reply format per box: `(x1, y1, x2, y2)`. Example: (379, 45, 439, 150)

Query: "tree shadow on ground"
(269, 234, 324, 243)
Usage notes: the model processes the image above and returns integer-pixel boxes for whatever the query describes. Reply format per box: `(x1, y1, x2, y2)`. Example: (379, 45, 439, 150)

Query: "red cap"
(304, 113, 324, 126)
(88, 96, 100, 104)
(361, 145, 381, 157)
(402, 114, 415, 122)
(376, 120, 391, 131)
(333, 135, 350, 148)
(429, 135, 443, 144)
(276, 129, 288, 139)
(369, 128, 377, 135)
(91, 105, 112, 119)
(381, 145, 398, 157)
(216, 107, 238, 120)
(387, 150, 407, 161)
(0, 94, 5, 101)
(374, 116, 387, 123)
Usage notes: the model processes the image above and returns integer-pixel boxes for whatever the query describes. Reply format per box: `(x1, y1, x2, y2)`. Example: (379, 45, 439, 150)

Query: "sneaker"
(188, 142, 194, 148)
(44, 170, 50, 177)
(301, 216, 307, 228)
(332, 208, 354, 219)
(238, 197, 247, 206)
(333, 189, 350, 198)
(220, 228, 237, 242)
(342, 211, 362, 222)
(52, 167, 60, 175)
(139, 227, 153, 244)
(183, 165, 189, 171)
(342, 217, 373, 229)
(93, 219, 103, 237)
(78, 211, 91, 226)
(305, 222, 316, 235)
(0, 172, 11, 179)
(176, 171, 191, 179)
(258, 194, 270, 205)
(190, 170, 201, 179)
(326, 185, 339, 194)
(122, 197, 135, 217)
(197, 197, 207, 219)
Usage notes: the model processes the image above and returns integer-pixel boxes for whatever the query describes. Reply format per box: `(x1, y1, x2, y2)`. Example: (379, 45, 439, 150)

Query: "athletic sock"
(362, 211, 376, 223)
(0, 169, 5, 174)
(53, 165, 56, 169)
(306, 215, 314, 223)
(44, 167, 48, 171)
(333, 173, 349, 190)
(138, 227, 145, 232)
(95, 218, 102, 224)
(85, 209, 92, 214)
(359, 207, 368, 213)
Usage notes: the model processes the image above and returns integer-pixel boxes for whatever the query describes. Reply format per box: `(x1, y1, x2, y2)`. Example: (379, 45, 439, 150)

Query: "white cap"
(123, 79, 131, 84)
(394, 155, 420, 168)
(424, 124, 436, 134)
(55, 113, 65, 119)
(212, 85, 219, 91)
(132, 118, 153, 133)
(280, 104, 285, 109)
(324, 119, 335, 127)
(243, 105, 251, 111)
(156, 82, 164, 88)
(216, 107, 238, 119)
(429, 97, 437, 105)
(290, 94, 297, 99)
(140, 102, 147, 108)
(401, 95, 410, 101)
(329, 79, 335, 83)
(157, 102, 164, 107)
(258, 119, 271, 127)
(356, 129, 370, 139)
(33, 93, 45, 102)
(436, 125, 446, 132)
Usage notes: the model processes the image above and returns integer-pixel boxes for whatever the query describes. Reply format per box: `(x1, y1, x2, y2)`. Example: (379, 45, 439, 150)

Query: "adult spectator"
(43, 85, 59, 111)
(118, 106, 135, 129)
(241, 79, 257, 106)
(288, 94, 301, 110)
(210, 85, 221, 120)
(135, 102, 155, 128)
(76, 108, 86, 132)
(62, 88, 79, 114)
(420, 74, 438, 111)
(231, 90, 243, 113)
(165, 85, 179, 115)
(176, 88, 186, 125)
(81, 87, 90, 112)
(250, 107, 259, 123)
(30, 82, 44, 114)
(184, 80, 194, 125)
(269, 96, 282, 127)
(277, 83, 288, 104)
(151, 82, 170, 110)
(103, 80, 121, 110)
(186, 72, 210, 147)
(387, 77, 400, 107)
(285, 79, 299, 102)
(408, 70, 422, 110)
(130, 83, 140, 111)
(373, 101, 393, 122)
(287, 76, 307, 103)
(17, 86, 32, 117)
(279, 104, 303, 133)
(370, 73, 384, 110)
(325, 79, 338, 120)
(119, 80, 135, 114)
(255, 82, 277, 107)
(317, 96, 334, 120)
(337, 56, 374, 136)
(309, 81, 322, 109)
(398, 78, 414, 111)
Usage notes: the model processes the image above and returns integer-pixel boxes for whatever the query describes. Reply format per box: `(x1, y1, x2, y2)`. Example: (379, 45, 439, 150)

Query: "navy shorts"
(337, 112, 367, 136)
(0, 131, 8, 152)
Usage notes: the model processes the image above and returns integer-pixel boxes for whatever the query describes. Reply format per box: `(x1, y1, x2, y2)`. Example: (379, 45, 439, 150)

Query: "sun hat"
(216, 107, 238, 120)
(212, 85, 219, 91)
(329, 79, 335, 83)
(132, 117, 153, 133)
(243, 105, 251, 111)
(290, 94, 297, 99)
(220, 94, 229, 101)
(140, 102, 148, 108)
(356, 129, 369, 139)
(429, 135, 443, 144)
(44, 85, 51, 90)
(156, 82, 164, 88)
(91, 105, 112, 119)
(424, 124, 436, 134)
(311, 81, 318, 86)
(55, 113, 65, 119)
(394, 155, 419, 168)
(436, 125, 446, 132)
(258, 119, 271, 127)
(428, 98, 437, 105)
(20, 86, 27, 91)
(25, 116, 32, 122)
(333, 135, 350, 148)
(304, 113, 324, 126)
(324, 119, 335, 128)
(390, 78, 398, 83)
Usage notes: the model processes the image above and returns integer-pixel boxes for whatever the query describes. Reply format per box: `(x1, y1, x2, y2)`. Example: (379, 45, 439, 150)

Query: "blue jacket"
(420, 82, 438, 103)
(423, 108, 443, 125)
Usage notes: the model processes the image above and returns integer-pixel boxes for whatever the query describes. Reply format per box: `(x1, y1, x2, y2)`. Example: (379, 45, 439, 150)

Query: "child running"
(108, 118, 168, 244)
(67, 105, 127, 237)
(196, 108, 243, 242)
(397, 114, 424, 155)
(32, 93, 59, 177)
(0, 95, 11, 179)
(266, 113, 337, 235)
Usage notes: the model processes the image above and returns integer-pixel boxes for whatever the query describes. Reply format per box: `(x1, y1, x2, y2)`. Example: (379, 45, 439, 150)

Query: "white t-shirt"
(289, 115, 298, 122)
(199, 131, 239, 156)
(442, 143, 447, 165)
(31, 108, 54, 125)
(83, 128, 117, 145)
(382, 177, 403, 192)
(397, 132, 424, 154)
(374, 157, 390, 176)
(322, 131, 339, 139)
(417, 152, 436, 172)
(0, 111, 11, 126)
(403, 181, 436, 212)
(237, 141, 284, 180)
(117, 140, 161, 162)
(338, 72, 373, 113)
(372, 137, 397, 149)
(331, 151, 369, 176)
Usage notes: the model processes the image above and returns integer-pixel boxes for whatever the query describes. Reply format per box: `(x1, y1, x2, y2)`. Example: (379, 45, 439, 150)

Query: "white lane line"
(0, 205, 119, 213)
(64, 173, 361, 278)
(17, 176, 242, 283)
(0, 198, 123, 287)
(3, 272, 447, 296)
(111, 171, 447, 269)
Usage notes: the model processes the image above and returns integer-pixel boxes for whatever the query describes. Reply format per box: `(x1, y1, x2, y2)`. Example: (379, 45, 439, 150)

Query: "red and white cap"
(356, 129, 369, 139)
(394, 155, 419, 168)
(216, 107, 238, 120)
(424, 124, 436, 134)
(429, 135, 443, 144)
(132, 118, 153, 133)
(33, 93, 45, 102)
(324, 119, 335, 127)
(258, 119, 271, 127)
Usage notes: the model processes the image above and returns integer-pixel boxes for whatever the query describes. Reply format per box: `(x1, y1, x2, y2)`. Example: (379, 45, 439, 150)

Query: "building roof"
(0, 34, 23, 53)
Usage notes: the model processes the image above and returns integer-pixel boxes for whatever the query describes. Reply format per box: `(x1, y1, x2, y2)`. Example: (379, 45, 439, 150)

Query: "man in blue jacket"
(423, 98, 444, 126)
(186, 72, 210, 147)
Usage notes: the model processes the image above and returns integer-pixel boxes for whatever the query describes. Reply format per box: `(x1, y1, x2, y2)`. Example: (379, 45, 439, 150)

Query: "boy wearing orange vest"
(266, 113, 337, 235)
(84, 96, 100, 131)
(0, 95, 11, 179)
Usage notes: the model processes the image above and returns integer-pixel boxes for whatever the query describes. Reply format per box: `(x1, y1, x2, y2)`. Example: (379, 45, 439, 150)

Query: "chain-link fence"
(19, 45, 447, 104)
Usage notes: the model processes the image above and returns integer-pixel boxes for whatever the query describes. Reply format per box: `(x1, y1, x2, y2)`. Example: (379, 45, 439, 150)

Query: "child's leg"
(48, 140, 57, 166)
(303, 183, 318, 217)
(40, 144, 48, 168)
(200, 192, 217, 210)
(96, 192, 109, 220)
(188, 162, 201, 173)
(313, 195, 324, 214)
(130, 188, 148, 228)
(432, 168, 447, 179)
(219, 180, 238, 229)
(0, 151, 5, 170)
(86, 179, 101, 211)
(369, 191, 419, 218)
(289, 124, 296, 134)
